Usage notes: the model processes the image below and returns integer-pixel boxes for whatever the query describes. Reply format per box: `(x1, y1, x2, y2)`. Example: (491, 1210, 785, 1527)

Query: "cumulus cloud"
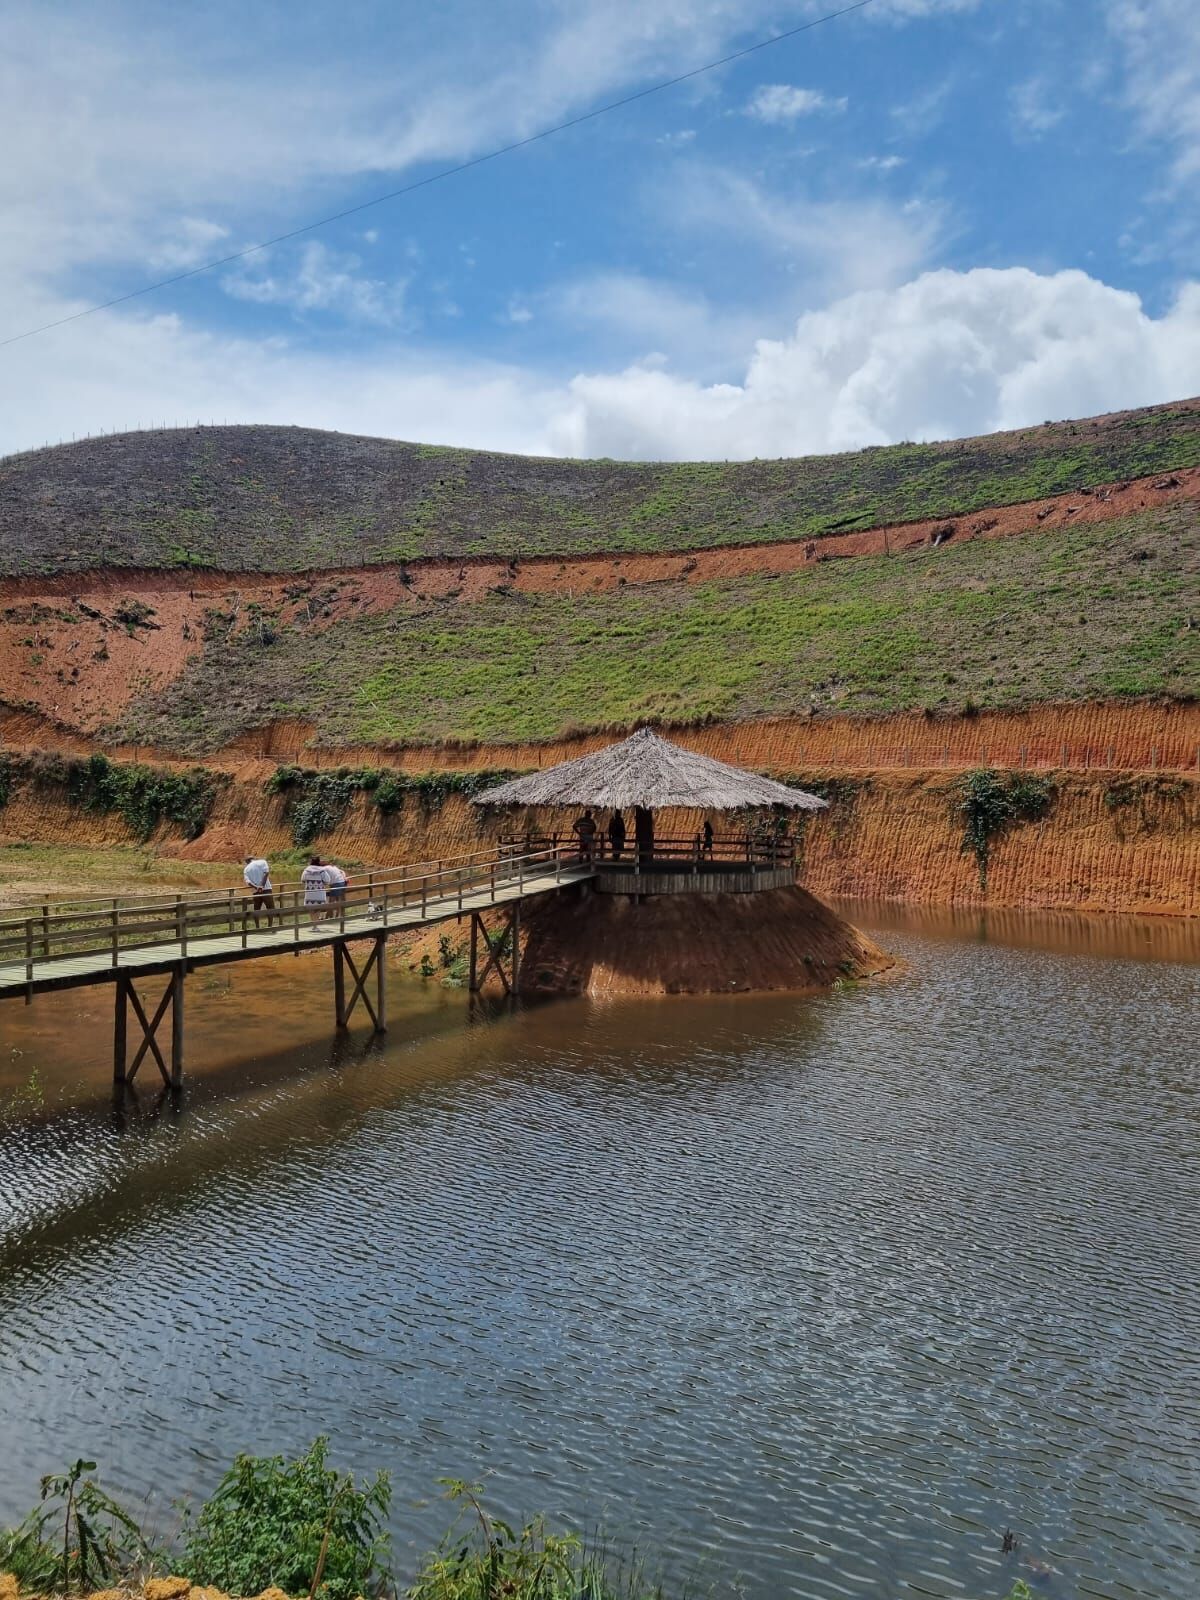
(745, 84, 846, 122)
(547, 268, 1200, 458)
(6, 266, 1196, 466)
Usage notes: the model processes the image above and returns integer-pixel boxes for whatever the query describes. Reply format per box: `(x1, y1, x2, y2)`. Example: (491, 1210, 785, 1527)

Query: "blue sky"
(2, 0, 1199, 459)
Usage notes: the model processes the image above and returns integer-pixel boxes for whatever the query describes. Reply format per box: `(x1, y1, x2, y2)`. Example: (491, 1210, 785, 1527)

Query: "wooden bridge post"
(114, 975, 129, 1084)
(333, 941, 347, 1029)
(170, 966, 185, 1088)
(375, 933, 387, 1031)
(469, 914, 479, 992)
(511, 904, 520, 995)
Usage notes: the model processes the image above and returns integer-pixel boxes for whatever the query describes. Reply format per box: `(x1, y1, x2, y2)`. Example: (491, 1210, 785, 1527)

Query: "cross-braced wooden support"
(468, 906, 521, 996)
(114, 967, 184, 1088)
(333, 936, 388, 1032)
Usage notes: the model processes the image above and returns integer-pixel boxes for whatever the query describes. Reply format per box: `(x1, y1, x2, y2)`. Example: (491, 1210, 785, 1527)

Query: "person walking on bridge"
(243, 855, 276, 927)
(325, 861, 349, 918)
(301, 856, 332, 928)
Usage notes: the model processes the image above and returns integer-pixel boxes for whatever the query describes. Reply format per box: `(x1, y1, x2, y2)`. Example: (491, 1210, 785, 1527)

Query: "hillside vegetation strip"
(2, 403, 1199, 574)
(109, 503, 1198, 753)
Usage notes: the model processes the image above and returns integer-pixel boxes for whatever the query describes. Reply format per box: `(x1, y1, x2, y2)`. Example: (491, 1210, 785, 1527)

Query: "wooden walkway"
(0, 846, 592, 1086)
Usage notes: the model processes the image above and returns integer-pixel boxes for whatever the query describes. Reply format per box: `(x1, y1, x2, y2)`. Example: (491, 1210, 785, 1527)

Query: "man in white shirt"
(243, 856, 276, 927)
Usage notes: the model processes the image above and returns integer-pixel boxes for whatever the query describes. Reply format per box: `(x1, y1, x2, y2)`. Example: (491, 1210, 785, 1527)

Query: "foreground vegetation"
(1, 403, 1197, 574)
(112, 502, 1197, 751)
(0, 1442, 1040, 1600)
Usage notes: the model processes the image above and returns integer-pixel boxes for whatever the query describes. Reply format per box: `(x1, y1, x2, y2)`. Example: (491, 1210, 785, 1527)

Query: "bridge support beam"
(333, 936, 388, 1032)
(114, 967, 184, 1089)
(468, 906, 521, 997)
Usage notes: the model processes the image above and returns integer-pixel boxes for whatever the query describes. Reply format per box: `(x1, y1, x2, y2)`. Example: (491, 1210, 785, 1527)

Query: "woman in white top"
(301, 855, 331, 926)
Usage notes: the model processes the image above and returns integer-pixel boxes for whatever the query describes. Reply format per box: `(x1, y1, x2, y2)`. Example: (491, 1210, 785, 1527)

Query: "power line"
(1, 0, 879, 351)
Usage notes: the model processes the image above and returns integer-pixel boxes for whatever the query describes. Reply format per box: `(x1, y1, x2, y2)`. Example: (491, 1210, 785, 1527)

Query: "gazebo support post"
(634, 805, 654, 867)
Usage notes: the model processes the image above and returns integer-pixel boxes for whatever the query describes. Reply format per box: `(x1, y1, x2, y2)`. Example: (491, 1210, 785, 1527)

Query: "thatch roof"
(472, 728, 829, 812)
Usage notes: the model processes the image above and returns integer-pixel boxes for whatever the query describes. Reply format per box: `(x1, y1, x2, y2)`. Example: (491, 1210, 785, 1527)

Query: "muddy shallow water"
(0, 907, 1197, 1600)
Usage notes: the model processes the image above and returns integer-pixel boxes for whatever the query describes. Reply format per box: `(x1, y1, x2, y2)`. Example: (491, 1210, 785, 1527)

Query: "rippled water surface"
(1, 908, 1198, 1600)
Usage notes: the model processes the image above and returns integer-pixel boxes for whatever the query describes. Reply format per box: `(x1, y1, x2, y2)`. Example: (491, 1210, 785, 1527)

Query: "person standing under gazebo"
(607, 810, 627, 861)
(572, 809, 598, 861)
(634, 805, 654, 865)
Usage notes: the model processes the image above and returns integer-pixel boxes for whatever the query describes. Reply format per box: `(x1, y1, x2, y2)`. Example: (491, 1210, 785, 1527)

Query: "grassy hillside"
(2, 401, 1199, 575)
(112, 501, 1197, 751)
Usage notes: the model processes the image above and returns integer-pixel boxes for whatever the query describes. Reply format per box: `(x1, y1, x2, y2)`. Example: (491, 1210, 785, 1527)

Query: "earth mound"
(517, 884, 895, 997)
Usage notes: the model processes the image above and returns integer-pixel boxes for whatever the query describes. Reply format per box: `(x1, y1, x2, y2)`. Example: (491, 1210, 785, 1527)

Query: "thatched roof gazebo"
(474, 727, 827, 892)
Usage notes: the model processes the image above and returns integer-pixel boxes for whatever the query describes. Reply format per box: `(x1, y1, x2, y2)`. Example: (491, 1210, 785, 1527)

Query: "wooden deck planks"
(0, 866, 592, 998)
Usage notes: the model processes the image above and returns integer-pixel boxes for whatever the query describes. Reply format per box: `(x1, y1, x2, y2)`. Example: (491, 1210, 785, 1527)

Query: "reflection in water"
(0, 918, 1198, 1600)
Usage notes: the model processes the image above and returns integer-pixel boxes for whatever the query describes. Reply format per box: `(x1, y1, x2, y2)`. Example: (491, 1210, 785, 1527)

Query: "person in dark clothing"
(634, 806, 654, 864)
(572, 809, 598, 860)
(702, 819, 714, 858)
(607, 810, 627, 861)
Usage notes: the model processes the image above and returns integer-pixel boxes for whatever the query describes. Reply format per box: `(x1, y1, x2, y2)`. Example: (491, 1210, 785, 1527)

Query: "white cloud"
(858, 154, 906, 172)
(5, 266, 1197, 468)
(547, 268, 1200, 459)
(659, 165, 945, 297)
(545, 271, 771, 377)
(1105, 0, 1200, 179)
(1011, 77, 1065, 136)
(223, 242, 412, 326)
(147, 218, 232, 270)
(745, 84, 846, 122)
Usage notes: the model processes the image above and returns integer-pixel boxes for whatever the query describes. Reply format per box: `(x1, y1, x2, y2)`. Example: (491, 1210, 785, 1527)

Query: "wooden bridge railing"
(0, 842, 581, 985)
(0, 840, 534, 926)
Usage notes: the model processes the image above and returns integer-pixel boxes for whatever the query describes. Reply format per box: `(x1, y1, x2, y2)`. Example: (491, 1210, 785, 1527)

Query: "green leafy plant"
(957, 768, 1055, 891)
(264, 765, 528, 845)
(18, 751, 222, 841)
(182, 1436, 391, 1600)
(0, 1457, 152, 1593)
(407, 1480, 663, 1600)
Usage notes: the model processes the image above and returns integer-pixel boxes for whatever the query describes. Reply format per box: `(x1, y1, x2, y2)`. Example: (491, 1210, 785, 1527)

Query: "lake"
(1, 904, 1197, 1600)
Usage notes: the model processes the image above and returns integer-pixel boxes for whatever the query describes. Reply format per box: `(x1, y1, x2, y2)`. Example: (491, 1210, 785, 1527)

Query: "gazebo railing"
(500, 832, 796, 868)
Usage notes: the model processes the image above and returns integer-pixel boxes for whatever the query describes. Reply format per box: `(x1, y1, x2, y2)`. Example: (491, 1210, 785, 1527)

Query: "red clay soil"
(1, 464, 1196, 737)
(4, 768, 1195, 916)
(2, 699, 1197, 781)
(513, 883, 895, 997)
